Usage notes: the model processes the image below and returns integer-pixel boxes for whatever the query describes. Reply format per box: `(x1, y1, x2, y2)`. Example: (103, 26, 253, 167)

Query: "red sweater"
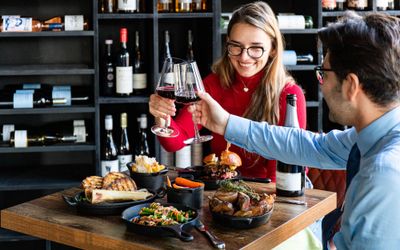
(158, 70, 307, 182)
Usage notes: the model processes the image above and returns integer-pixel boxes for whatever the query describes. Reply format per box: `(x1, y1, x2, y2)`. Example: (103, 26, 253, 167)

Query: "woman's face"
(228, 22, 273, 78)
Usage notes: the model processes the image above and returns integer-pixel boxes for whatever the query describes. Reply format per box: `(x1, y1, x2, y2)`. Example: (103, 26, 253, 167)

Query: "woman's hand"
(149, 94, 176, 125)
(189, 92, 230, 136)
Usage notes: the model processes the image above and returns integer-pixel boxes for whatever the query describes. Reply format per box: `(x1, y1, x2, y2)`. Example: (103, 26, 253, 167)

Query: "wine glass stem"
(192, 103, 201, 140)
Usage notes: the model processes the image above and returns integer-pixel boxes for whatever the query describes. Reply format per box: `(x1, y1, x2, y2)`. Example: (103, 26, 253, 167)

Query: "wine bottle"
(103, 39, 115, 96)
(377, 0, 389, 10)
(136, 114, 150, 156)
(132, 31, 147, 95)
(347, 0, 367, 10)
(160, 30, 172, 69)
(388, 0, 394, 10)
(101, 0, 116, 13)
(283, 50, 314, 66)
(186, 29, 194, 62)
(0, 91, 66, 109)
(117, 0, 136, 13)
(2, 124, 15, 142)
(1, 17, 45, 32)
(322, 0, 336, 11)
(116, 28, 133, 96)
(158, 0, 173, 12)
(101, 115, 119, 176)
(276, 94, 305, 197)
(118, 113, 132, 172)
(336, 0, 346, 10)
(9, 130, 77, 148)
(176, 0, 192, 12)
(192, 0, 207, 12)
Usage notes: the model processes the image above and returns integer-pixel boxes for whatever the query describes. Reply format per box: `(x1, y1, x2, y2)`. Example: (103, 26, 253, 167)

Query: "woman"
(149, 1, 306, 182)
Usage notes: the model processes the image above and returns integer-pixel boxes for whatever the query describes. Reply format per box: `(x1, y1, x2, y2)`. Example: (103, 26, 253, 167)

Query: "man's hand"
(188, 92, 230, 136)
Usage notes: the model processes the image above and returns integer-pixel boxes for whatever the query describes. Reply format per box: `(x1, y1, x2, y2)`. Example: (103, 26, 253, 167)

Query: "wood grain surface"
(1, 182, 336, 250)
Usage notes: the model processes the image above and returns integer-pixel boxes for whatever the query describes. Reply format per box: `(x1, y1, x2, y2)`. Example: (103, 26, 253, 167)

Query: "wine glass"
(151, 57, 184, 138)
(175, 61, 213, 144)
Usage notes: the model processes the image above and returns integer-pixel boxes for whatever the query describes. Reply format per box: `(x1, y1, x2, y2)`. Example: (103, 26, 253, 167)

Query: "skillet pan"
(63, 190, 164, 215)
(121, 202, 199, 241)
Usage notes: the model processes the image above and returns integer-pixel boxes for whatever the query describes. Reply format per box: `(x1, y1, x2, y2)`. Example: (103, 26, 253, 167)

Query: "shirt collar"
(357, 105, 400, 156)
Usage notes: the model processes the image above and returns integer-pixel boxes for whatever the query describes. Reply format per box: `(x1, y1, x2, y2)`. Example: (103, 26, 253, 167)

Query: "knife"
(195, 220, 225, 249)
(275, 198, 307, 205)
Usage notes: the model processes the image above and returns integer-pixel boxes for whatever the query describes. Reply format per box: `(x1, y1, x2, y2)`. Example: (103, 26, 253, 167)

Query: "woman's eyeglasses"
(226, 42, 265, 59)
(314, 66, 334, 85)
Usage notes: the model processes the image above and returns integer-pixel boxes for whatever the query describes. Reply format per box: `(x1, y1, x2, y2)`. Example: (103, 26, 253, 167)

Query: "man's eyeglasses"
(226, 42, 265, 59)
(314, 66, 334, 85)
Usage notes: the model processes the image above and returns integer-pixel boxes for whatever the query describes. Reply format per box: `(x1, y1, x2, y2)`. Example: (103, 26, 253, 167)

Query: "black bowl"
(166, 181, 204, 210)
(127, 163, 168, 193)
(210, 206, 274, 229)
(122, 202, 199, 241)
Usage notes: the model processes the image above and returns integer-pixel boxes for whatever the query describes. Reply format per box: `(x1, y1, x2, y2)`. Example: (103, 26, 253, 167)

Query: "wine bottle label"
(105, 116, 113, 130)
(22, 83, 41, 89)
(52, 86, 71, 106)
(277, 15, 305, 30)
(2, 124, 15, 141)
(73, 126, 86, 143)
(48, 23, 63, 31)
(377, 0, 388, 8)
(107, 66, 115, 87)
(348, 0, 368, 8)
(132, 73, 147, 90)
(276, 171, 302, 191)
(64, 15, 84, 31)
(175, 145, 191, 168)
(178, 0, 192, 3)
(191, 143, 203, 166)
(118, 0, 137, 11)
(14, 130, 28, 148)
(13, 92, 34, 108)
(101, 160, 119, 176)
(283, 50, 297, 66)
(160, 145, 174, 166)
(118, 154, 132, 172)
(159, 0, 172, 3)
(2, 16, 32, 32)
(116, 66, 133, 94)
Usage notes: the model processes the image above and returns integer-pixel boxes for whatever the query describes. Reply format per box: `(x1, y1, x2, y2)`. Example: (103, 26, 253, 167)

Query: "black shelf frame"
(0, 106, 96, 115)
(0, 144, 96, 153)
(0, 65, 95, 76)
(0, 31, 95, 37)
(98, 96, 150, 104)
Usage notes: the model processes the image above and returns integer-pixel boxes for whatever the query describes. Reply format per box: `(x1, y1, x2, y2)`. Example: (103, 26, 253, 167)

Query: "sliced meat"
(209, 197, 235, 215)
(214, 190, 238, 203)
(237, 192, 251, 211)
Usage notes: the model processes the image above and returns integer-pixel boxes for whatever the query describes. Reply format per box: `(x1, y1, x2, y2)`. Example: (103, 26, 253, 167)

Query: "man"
(191, 12, 400, 249)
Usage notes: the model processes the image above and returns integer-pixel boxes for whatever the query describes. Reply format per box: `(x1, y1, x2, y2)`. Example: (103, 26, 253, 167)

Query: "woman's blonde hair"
(212, 1, 293, 124)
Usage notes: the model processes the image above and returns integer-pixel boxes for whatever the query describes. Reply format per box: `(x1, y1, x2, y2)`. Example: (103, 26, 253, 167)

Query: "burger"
(203, 143, 242, 180)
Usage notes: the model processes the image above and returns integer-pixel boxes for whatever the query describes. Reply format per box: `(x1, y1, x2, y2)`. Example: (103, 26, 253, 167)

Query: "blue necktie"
(322, 143, 361, 250)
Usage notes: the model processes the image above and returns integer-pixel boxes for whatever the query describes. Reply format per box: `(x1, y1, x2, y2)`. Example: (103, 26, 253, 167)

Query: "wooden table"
(1, 183, 336, 250)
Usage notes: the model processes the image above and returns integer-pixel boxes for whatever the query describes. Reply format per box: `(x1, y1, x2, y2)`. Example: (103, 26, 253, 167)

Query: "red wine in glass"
(175, 95, 200, 104)
(156, 86, 175, 100)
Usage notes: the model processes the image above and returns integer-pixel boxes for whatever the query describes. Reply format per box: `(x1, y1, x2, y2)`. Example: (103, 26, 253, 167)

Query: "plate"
(62, 190, 162, 215)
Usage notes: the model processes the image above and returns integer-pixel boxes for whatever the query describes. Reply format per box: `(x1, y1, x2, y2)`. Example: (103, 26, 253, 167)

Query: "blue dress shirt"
(225, 106, 400, 249)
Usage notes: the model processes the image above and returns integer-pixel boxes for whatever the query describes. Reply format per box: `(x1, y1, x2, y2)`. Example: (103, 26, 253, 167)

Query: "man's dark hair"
(318, 11, 400, 106)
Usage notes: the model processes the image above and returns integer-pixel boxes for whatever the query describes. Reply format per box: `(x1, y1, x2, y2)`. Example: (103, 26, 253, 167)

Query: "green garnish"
(219, 180, 260, 201)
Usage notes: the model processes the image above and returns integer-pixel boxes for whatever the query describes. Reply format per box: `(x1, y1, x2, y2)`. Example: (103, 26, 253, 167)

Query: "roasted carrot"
(173, 183, 186, 189)
(166, 176, 172, 188)
(175, 177, 204, 188)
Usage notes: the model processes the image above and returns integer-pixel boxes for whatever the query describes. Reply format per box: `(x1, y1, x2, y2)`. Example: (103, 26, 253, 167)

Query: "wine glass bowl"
(175, 61, 213, 144)
(151, 57, 184, 138)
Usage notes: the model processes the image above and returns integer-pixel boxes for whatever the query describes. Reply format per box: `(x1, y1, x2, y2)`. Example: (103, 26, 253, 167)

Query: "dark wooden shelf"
(0, 65, 95, 76)
(97, 13, 153, 19)
(221, 28, 318, 35)
(99, 96, 149, 104)
(306, 101, 319, 107)
(0, 228, 39, 242)
(0, 31, 95, 37)
(0, 144, 96, 154)
(0, 106, 95, 115)
(0, 164, 88, 191)
(158, 12, 214, 18)
(322, 10, 375, 17)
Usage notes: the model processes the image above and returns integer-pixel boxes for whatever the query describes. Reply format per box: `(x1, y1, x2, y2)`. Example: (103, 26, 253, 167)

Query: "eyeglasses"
(226, 42, 265, 59)
(314, 66, 334, 85)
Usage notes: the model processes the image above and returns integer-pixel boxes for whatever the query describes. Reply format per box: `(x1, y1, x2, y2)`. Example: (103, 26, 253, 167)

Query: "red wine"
(156, 86, 175, 100)
(175, 95, 200, 104)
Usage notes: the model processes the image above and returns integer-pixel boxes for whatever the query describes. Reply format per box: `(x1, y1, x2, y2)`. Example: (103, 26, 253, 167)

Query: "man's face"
(321, 53, 353, 125)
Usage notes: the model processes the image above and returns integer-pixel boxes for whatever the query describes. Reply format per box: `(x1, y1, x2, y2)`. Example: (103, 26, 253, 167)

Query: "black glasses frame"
(314, 66, 334, 85)
(226, 42, 265, 59)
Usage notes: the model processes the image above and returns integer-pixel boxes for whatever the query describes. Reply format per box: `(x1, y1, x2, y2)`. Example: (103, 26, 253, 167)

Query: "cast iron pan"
(62, 190, 164, 215)
(210, 206, 274, 229)
(122, 202, 199, 241)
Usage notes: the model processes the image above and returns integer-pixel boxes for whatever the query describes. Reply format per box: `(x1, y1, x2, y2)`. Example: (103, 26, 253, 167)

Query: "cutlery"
(195, 220, 225, 249)
(275, 198, 307, 206)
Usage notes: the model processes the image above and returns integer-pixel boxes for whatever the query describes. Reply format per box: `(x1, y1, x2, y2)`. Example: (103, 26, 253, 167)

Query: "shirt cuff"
(224, 114, 251, 147)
